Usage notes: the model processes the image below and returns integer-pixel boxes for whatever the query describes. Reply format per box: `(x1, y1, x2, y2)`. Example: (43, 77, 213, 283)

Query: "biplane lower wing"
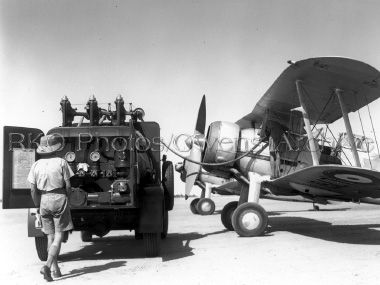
(267, 165, 380, 199)
(212, 181, 242, 195)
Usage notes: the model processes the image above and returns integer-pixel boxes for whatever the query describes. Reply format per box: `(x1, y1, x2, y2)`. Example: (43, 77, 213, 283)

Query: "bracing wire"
(366, 103, 380, 158)
(286, 86, 334, 174)
(325, 124, 352, 166)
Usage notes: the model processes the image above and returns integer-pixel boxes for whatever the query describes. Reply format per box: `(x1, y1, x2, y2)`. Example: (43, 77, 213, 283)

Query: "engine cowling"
(203, 121, 240, 167)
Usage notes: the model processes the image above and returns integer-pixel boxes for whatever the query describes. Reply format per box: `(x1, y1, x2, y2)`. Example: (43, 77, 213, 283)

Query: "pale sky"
(2, 0, 380, 195)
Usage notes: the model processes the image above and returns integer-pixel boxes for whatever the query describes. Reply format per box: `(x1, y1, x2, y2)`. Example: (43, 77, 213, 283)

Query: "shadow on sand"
(60, 229, 228, 263)
(58, 231, 228, 280)
(57, 207, 380, 281)
(268, 215, 380, 245)
(57, 261, 126, 280)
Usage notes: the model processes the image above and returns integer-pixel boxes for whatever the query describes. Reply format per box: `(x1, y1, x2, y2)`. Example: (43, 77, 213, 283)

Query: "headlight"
(89, 151, 100, 162)
(64, 152, 76, 162)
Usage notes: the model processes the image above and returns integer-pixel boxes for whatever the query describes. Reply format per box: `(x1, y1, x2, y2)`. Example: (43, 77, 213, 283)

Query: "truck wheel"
(162, 161, 174, 211)
(190, 198, 200, 214)
(143, 233, 160, 257)
(232, 202, 268, 237)
(196, 198, 215, 215)
(35, 236, 48, 261)
(161, 210, 168, 239)
(221, 201, 238, 231)
(135, 230, 143, 240)
(80, 231, 93, 242)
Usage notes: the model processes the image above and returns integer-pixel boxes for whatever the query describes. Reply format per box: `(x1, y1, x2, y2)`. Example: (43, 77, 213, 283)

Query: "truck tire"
(162, 161, 174, 211)
(35, 236, 48, 261)
(135, 230, 143, 240)
(143, 233, 160, 257)
(161, 210, 168, 239)
(81, 231, 93, 242)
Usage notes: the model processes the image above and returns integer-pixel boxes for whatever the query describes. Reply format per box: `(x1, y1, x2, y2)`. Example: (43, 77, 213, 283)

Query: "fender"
(138, 185, 164, 233)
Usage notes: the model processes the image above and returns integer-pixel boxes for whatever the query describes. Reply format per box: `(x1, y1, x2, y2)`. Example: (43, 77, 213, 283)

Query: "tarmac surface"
(1, 196, 380, 285)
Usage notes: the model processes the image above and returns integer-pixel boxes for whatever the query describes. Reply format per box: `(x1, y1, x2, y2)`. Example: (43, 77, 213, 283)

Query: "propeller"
(184, 95, 206, 199)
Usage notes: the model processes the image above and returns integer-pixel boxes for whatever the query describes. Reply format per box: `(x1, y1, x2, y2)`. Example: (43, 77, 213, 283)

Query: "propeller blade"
(184, 95, 206, 199)
(184, 144, 202, 198)
(195, 95, 206, 135)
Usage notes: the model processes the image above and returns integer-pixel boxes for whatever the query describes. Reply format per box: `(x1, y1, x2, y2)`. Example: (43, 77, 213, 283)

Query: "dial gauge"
(64, 152, 76, 162)
(89, 151, 100, 162)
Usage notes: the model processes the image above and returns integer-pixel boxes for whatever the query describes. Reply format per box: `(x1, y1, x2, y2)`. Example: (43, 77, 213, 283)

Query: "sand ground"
(1, 196, 380, 285)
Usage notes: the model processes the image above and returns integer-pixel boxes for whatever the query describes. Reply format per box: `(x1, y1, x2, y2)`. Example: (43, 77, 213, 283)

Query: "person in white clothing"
(28, 134, 74, 281)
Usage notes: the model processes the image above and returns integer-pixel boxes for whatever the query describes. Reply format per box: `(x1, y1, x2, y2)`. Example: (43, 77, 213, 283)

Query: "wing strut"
(335, 88, 361, 167)
(295, 80, 320, 166)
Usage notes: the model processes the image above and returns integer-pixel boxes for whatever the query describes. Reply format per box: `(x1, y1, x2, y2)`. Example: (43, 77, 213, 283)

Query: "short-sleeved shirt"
(27, 157, 74, 191)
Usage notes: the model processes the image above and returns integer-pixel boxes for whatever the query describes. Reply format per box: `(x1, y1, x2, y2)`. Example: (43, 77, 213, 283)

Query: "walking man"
(28, 134, 74, 281)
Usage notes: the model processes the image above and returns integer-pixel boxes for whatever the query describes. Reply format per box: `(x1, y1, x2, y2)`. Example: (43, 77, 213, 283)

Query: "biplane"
(175, 57, 380, 237)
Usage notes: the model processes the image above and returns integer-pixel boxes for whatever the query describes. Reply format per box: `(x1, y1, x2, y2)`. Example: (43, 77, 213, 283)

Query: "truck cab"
(3, 95, 174, 258)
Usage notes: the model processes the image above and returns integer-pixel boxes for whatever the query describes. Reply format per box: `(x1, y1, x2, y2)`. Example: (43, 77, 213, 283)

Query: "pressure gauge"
(89, 151, 100, 162)
(65, 152, 76, 162)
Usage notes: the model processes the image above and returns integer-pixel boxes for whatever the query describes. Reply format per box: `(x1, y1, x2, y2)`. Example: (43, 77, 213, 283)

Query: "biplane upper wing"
(267, 165, 380, 199)
(236, 57, 380, 129)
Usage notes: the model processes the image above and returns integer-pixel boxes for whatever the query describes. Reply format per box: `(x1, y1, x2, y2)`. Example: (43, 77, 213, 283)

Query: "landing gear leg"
(231, 172, 268, 237)
(313, 203, 320, 211)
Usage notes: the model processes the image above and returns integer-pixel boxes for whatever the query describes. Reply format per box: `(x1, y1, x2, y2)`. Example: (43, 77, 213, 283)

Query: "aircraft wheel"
(196, 198, 216, 215)
(221, 201, 238, 231)
(190, 198, 200, 214)
(35, 236, 48, 261)
(232, 202, 268, 237)
(161, 210, 169, 239)
(144, 233, 160, 257)
(80, 230, 93, 242)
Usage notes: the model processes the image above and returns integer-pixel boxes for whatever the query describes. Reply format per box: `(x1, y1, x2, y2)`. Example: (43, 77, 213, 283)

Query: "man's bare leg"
(51, 243, 61, 273)
(46, 233, 59, 272)
(46, 232, 64, 269)
(47, 234, 54, 253)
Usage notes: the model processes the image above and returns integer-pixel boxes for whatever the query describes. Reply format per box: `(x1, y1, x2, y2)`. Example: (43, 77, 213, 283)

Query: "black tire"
(221, 201, 238, 231)
(143, 233, 160, 257)
(80, 231, 93, 242)
(161, 210, 169, 239)
(135, 230, 143, 240)
(196, 198, 216, 215)
(231, 202, 268, 237)
(190, 198, 200, 214)
(35, 236, 48, 261)
(162, 161, 175, 211)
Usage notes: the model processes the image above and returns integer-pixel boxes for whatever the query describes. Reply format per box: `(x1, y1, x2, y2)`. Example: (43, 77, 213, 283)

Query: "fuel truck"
(3, 95, 174, 258)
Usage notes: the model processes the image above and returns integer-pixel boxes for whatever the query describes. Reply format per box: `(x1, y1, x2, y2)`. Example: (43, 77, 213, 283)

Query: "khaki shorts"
(40, 192, 74, 234)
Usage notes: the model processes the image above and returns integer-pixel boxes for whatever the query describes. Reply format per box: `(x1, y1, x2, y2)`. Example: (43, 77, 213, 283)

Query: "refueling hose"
(160, 136, 267, 167)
